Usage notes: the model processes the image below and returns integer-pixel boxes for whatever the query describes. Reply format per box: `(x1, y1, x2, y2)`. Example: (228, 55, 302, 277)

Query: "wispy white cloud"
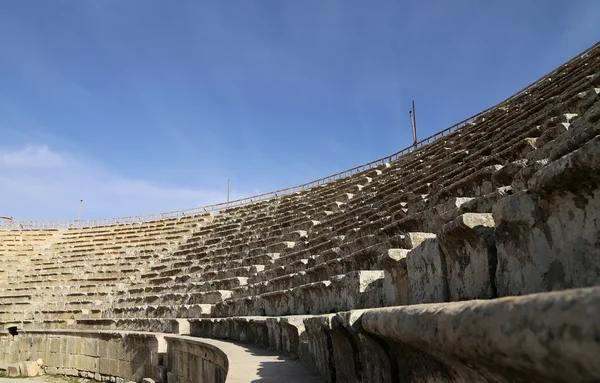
(2, 144, 65, 167)
(0, 144, 248, 221)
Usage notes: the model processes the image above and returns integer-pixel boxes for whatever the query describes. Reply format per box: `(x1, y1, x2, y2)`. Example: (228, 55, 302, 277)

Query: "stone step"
(214, 270, 384, 317)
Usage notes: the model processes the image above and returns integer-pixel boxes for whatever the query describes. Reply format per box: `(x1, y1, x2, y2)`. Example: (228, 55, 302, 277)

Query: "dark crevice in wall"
(488, 238, 499, 298)
(369, 333, 400, 383)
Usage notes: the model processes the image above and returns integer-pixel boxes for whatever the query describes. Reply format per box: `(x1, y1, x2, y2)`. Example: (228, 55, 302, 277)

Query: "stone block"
(494, 135, 600, 296)
(7, 364, 21, 377)
(303, 315, 336, 383)
(439, 213, 496, 301)
(380, 249, 410, 306)
(22, 361, 41, 377)
(278, 316, 310, 359)
(456, 186, 512, 216)
(361, 287, 600, 382)
(58, 368, 79, 376)
(399, 232, 437, 249)
(333, 310, 393, 383)
(510, 159, 549, 192)
(492, 160, 527, 187)
(406, 236, 449, 304)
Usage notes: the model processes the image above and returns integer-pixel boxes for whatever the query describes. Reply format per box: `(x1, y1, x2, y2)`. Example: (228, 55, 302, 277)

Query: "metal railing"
(2, 41, 598, 231)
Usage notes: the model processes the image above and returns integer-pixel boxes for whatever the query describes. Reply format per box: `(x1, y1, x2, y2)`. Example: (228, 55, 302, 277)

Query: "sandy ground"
(0, 378, 46, 383)
(0, 376, 78, 383)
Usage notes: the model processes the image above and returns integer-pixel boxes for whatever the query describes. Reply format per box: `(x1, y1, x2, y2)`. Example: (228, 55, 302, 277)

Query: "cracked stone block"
(406, 237, 449, 304)
(494, 136, 600, 296)
(381, 249, 410, 306)
(439, 213, 497, 301)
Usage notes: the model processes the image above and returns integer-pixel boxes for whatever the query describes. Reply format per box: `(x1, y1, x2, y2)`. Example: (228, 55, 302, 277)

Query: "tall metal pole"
(227, 180, 230, 207)
(78, 199, 83, 221)
(409, 110, 416, 147)
(411, 100, 418, 147)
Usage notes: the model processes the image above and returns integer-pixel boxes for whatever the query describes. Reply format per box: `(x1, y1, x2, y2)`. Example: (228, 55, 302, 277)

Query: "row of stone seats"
(1, 102, 592, 320)
(171, 286, 598, 382)
(12, 287, 596, 382)
(217, 51, 596, 318)
(212, 125, 596, 315)
(0, 215, 214, 323)
(92, 106, 596, 320)
(97, 115, 597, 321)
(51, 169, 390, 320)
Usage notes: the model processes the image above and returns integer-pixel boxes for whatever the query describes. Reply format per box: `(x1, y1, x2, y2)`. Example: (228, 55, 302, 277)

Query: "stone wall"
(0, 330, 165, 383)
(173, 286, 600, 383)
(0, 330, 232, 383)
(164, 336, 228, 383)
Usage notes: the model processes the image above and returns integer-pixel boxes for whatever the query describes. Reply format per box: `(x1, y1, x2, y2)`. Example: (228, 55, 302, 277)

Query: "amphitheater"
(1, 42, 600, 383)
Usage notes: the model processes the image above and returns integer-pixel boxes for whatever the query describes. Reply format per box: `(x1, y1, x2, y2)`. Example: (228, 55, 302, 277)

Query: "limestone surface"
(494, 135, 600, 296)
(406, 237, 448, 304)
(439, 212, 496, 301)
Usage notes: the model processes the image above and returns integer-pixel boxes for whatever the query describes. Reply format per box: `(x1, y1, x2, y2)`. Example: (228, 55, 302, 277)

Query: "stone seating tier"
(2, 286, 597, 383)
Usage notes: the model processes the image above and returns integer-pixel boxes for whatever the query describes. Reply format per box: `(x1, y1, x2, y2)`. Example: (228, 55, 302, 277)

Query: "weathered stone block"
(380, 249, 410, 306)
(399, 232, 437, 249)
(333, 310, 393, 383)
(7, 364, 21, 377)
(361, 287, 600, 382)
(439, 213, 496, 301)
(22, 361, 41, 376)
(406, 237, 448, 304)
(494, 135, 600, 296)
(303, 315, 335, 383)
(492, 160, 527, 187)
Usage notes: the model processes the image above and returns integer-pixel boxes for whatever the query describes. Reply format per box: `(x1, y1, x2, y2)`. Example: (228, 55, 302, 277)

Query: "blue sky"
(1, 1, 599, 220)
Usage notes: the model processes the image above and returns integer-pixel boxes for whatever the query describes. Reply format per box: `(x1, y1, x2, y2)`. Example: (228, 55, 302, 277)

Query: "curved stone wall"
(0, 330, 165, 382)
(0, 330, 233, 383)
(165, 336, 228, 383)
(183, 287, 600, 382)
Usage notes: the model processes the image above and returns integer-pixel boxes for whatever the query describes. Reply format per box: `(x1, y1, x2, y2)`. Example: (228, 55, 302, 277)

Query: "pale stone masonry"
(1, 42, 600, 382)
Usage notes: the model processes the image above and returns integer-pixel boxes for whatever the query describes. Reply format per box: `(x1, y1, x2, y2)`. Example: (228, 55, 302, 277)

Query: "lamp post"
(227, 180, 230, 207)
(410, 100, 418, 147)
(78, 199, 83, 224)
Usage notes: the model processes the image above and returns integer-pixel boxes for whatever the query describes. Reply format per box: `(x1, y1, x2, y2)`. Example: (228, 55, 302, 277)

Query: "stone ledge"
(361, 286, 600, 382)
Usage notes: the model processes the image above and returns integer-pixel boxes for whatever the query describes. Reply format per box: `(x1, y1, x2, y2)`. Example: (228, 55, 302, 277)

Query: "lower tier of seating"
(3, 286, 598, 383)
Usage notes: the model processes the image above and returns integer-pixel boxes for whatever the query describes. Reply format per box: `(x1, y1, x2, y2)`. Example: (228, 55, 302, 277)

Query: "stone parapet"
(0, 330, 165, 383)
(164, 335, 227, 383)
